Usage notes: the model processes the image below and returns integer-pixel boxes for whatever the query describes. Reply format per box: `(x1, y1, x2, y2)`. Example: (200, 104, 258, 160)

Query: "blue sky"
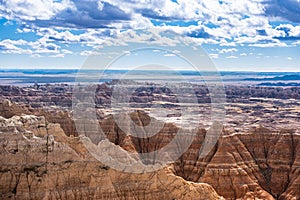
(0, 0, 300, 71)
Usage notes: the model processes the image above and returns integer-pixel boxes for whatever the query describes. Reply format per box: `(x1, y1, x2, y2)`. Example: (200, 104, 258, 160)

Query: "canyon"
(0, 83, 299, 200)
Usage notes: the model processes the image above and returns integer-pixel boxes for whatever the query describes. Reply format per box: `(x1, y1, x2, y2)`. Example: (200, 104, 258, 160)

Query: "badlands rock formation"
(0, 100, 77, 137)
(99, 112, 300, 199)
(0, 100, 299, 200)
(174, 128, 300, 199)
(0, 101, 222, 200)
(0, 114, 222, 200)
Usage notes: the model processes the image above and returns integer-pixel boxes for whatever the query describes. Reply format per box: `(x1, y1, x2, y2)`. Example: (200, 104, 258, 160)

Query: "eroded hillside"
(0, 100, 299, 199)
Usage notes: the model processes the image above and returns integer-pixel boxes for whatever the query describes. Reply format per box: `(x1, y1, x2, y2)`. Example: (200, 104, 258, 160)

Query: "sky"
(0, 0, 300, 72)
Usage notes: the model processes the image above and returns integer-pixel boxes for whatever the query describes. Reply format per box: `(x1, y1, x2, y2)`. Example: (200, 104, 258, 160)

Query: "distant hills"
(244, 74, 300, 81)
(258, 82, 300, 86)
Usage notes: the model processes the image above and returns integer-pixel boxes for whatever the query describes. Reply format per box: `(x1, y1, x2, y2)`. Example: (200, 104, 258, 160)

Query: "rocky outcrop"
(0, 101, 299, 199)
(38, 110, 78, 137)
(0, 114, 223, 200)
(0, 100, 78, 136)
(100, 111, 180, 159)
(0, 85, 73, 108)
(173, 127, 300, 200)
(0, 99, 32, 118)
(97, 111, 300, 200)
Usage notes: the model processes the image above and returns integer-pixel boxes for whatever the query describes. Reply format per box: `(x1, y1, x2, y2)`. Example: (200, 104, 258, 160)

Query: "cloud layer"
(0, 0, 300, 59)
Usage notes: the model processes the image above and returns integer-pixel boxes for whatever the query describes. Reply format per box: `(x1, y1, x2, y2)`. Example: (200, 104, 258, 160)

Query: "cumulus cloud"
(226, 55, 238, 59)
(0, 36, 74, 57)
(218, 48, 238, 54)
(220, 39, 236, 47)
(0, 39, 32, 54)
(0, 0, 70, 20)
(0, 0, 300, 58)
(274, 24, 300, 40)
(0, 0, 132, 28)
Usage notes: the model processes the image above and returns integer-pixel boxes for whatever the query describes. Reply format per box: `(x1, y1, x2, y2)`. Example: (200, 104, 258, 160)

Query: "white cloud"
(220, 39, 236, 47)
(1, 0, 300, 59)
(249, 41, 288, 47)
(0, 0, 71, 20)
(163, 53, 176, 57)
(17, 27, 32, 33)
(289, 26, 300, 37)
(46, 30, 81, 43)
(0, 36, 76, 57)
(226, 55, 238, 59)
(30, 54, 42, 58)
(32, 40, 60, 54)
(218, 48, 238, 54)
(235, 35, 271, 44)
(275, 24, 300, 39)
(0, 39, 32, 54)
(80, 50, 103, 56)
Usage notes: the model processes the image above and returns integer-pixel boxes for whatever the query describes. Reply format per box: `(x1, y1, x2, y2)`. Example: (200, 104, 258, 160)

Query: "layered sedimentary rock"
(0, 100, 299, 200)
(100, 112, 300, 200)
(1, 83, 300, 108)
(0, 100, 77, 137)
(174, 128, 300, 200)
(1, 83, 300, 133)
(0, 113, 222, 200)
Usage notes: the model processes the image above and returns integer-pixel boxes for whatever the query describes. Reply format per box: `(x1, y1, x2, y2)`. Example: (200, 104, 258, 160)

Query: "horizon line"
(0, 68, 300, 73)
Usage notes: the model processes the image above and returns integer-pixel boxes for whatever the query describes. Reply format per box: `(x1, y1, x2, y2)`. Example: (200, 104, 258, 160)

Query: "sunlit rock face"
(0, 100, 299, 200)
(175, 129, 300, 200)
(0, 110, 222, 200)
(99, 110, 300, 199)
(99, 111, 300, 200)
(0, 100, 78, 137)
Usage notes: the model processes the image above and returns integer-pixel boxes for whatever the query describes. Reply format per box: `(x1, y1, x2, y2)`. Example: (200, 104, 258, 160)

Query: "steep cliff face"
(99, 111, 300, 200)
(100, 111, 180, 163)
(174, 128, 300, 200)
(0, 113, 222, 200)
(37, 110, 78, 137)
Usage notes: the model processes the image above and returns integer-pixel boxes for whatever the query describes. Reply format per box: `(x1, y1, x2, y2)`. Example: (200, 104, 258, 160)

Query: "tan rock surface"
(0, 101, 299, 200)
(0, 114, 223, 200)
(99, 111, 300, 200)
(174, 129, 300, 200)
(0, 100, 77, 136)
